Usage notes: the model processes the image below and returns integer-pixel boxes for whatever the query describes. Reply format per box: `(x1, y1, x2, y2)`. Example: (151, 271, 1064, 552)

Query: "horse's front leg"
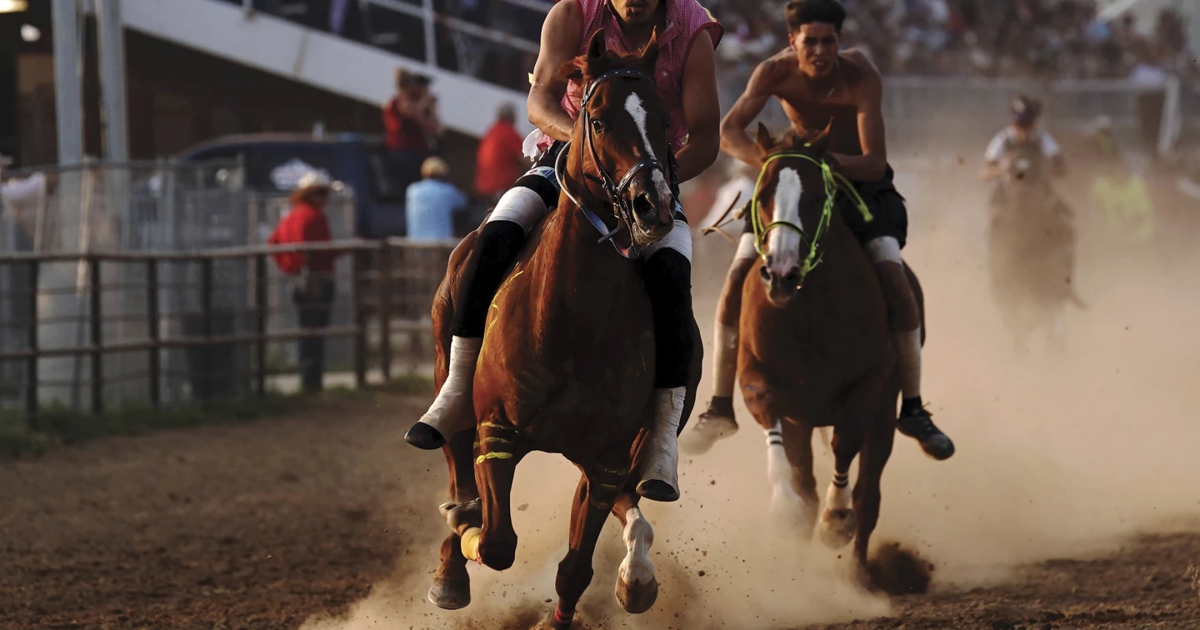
(462, 409, 523, 571)
(611, 492, 658, 614)
(547, 462, 625, 628)
(428, 430, 478, 609)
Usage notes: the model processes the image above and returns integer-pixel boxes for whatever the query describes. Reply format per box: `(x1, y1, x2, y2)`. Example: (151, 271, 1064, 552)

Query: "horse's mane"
(758, 126, 827, 158)
(555, 30, 659, 85)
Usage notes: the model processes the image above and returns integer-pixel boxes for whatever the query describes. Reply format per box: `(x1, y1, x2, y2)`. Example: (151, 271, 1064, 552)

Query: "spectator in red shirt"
(268, 170, 339, 393)
(383, 69, 441, 153)
(474, 103, 526, 204)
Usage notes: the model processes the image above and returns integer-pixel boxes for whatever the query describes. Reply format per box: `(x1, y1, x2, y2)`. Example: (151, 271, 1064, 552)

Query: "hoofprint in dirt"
(0, 396, 439, 630)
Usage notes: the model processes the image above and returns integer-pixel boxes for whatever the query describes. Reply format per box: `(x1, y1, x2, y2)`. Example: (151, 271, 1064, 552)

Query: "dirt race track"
(5, 165, 1200, 629)
(2, 395, 1198, 630)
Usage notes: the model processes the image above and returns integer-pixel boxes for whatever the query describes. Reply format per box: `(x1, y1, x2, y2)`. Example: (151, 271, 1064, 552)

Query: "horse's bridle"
(555, 67, 668, 258)
(750, 150, 873, 280)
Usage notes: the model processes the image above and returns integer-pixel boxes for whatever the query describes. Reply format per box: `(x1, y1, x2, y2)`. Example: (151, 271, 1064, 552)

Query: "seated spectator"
(406, 157, 468, 241)
(474, 103, 526, 205)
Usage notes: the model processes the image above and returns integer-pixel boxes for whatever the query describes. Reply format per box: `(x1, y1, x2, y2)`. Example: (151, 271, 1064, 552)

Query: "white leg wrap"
(895, 327, 922, 400)
(487, 185, 551, 234)
(641, 219, 692, 262)
(640, 387, 686, 490)
(619, 506, 656, 586)
(865, 236, 902, 264)
(734, 232, 757, 261)
(765, 421, 801, 514)
(825, 470, 852, 511)
(712, 323, 738, 398)
(418, 336, 482, 436)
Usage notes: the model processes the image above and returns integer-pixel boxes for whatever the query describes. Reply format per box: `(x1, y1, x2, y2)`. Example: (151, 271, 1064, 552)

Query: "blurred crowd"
(709, 0, 1196, 80)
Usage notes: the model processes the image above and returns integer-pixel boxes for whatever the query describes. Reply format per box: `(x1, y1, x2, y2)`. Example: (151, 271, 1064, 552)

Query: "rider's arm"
(675, 31, 720, 183)
(527, 1, 584, 144)
(720, 58, 787, 170)
(979, 130, 1007, 181)
(1041, 133, 1067, 178)
(829, 57, 887, 182)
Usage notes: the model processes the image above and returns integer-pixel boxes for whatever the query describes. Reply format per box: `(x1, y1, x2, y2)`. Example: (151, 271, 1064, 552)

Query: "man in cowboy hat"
(268, 170, 341, 393)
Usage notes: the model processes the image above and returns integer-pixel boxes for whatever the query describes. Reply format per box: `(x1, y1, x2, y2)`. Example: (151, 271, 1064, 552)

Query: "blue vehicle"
(177, 132, 414, 238)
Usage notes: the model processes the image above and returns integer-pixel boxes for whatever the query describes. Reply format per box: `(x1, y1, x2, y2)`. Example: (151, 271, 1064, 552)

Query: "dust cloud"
(304, 157, 1200, 629)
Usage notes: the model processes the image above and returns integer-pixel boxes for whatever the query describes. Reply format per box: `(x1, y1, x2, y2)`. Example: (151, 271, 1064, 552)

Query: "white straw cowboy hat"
(295, 170, 333, 192)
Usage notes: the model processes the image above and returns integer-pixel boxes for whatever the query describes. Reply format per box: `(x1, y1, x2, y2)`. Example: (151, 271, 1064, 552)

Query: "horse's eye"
(591, 119, 605, 133)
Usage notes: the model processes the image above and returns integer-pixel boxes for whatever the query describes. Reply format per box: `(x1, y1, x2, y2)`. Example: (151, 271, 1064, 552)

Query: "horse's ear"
(587, 29, 607, 62)
(808, 119, 835, 154)
(555, 57, 585, 84)
(639, 27, 660, 69)
(755, 122, 775, 155)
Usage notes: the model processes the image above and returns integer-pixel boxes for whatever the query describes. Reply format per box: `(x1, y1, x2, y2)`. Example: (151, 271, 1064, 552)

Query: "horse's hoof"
(616, 574, 659, 614)
(441, 498, 483, 533)
(819, 508, 857, 549)
(636, 479, 680, 503)
(539, 609, 577, 629)
(427, 575, 471, 610)
(404, 422, 446, 450)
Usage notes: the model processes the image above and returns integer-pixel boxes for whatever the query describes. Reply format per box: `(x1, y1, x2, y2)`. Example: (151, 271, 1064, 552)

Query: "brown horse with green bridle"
(419, 32, 702, 628)
(737, 123, 925, 587)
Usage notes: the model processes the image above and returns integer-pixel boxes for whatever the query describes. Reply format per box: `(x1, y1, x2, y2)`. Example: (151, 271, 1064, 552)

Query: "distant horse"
(420, 31, 702, 628)
(737, 124, 924, 586)
(987, 143, 1082, 352)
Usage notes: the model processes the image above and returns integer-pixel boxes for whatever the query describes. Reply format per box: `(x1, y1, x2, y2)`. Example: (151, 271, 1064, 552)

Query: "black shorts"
(743, 167, 909, 249)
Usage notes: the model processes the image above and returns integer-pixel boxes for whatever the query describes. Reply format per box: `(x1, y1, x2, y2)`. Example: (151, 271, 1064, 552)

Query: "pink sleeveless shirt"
(537, 0, 722, 154)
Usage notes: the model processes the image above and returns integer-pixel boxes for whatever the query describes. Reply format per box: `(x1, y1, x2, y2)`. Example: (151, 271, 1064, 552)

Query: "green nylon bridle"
(750, 149, 875, 278)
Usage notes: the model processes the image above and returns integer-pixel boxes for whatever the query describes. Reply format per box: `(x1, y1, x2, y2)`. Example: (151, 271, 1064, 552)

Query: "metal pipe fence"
(0, 238, 458, 426)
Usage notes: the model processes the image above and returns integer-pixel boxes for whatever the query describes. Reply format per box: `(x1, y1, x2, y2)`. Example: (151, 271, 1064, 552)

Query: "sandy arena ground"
(2, 160, 1199, 630)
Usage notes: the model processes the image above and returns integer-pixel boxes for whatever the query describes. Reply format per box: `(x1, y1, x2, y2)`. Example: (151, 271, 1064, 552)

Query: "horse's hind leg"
(611, 493, 658, 614)
(780, 419, 820, 537)
(428, 430, 478, 609)
(466, 411, 523, 571)
(852, 407, 896, 587)
(819, 424, 864, 550)
(549, 466, 624, 628)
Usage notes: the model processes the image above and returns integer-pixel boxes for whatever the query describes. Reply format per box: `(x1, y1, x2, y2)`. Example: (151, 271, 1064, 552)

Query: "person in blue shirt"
(405, 157, 468, 240)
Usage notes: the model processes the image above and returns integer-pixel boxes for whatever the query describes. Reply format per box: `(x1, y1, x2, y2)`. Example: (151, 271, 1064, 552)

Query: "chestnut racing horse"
(419, 32, 702, 628)
(736, 124, 924, 586)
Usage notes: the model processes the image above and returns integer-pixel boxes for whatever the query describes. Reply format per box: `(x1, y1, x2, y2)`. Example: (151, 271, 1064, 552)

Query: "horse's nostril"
(633, 193, 654, 217)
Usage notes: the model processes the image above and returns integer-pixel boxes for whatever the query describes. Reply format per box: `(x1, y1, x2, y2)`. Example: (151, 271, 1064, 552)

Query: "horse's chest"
(478, 252, 655, 426)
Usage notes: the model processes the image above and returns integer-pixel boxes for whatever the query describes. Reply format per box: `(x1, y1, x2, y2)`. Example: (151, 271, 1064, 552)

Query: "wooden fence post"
(377, 241, 392, 383)
(200, 258, 213, 400)
(146, 258, 161, 407)
(26, 260, 39, 428)
(89, 256, 103, 415)
(255, 254, 267, 397)
(352, 250, 367, 389)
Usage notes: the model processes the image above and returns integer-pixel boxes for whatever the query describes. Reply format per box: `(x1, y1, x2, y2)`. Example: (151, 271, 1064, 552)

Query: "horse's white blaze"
(624, 93, 672, 201)
(765, 421, 801, 513)
(619, 506, 655, 586)
(767, 167, 804, 272)
(624, 93, 656, 161)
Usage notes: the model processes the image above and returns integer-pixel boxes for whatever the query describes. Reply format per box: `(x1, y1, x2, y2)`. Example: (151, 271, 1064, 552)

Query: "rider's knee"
(873, 262, 920, 330)
(641, 219, 692, 263)
(487, 167, 559, 234)
(728, 233, 757, 281)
